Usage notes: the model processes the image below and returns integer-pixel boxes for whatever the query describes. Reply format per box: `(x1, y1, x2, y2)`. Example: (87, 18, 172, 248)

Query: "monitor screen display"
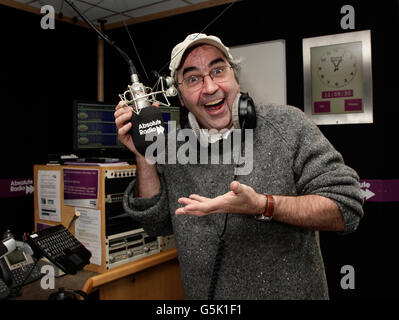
(73, 101, 122, 151)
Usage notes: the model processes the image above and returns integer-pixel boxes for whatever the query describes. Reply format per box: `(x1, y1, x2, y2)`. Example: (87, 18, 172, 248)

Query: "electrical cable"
(207, 119, 246, 300)
(65, 0, 137, 76)
(157, 0, 237, 75)
(207, 213, 228, 300)
(123, 21, 149, 81)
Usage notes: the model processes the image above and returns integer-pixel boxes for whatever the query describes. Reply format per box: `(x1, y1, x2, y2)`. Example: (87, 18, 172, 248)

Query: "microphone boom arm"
(65, 0, 136, 75)
(64, 0, 177, 114)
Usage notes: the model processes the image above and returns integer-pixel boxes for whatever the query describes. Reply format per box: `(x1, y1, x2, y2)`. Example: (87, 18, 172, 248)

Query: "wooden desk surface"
(83, 248, 178, 294)
(9, 248, 182, 300)
(9, 269, 97, 300)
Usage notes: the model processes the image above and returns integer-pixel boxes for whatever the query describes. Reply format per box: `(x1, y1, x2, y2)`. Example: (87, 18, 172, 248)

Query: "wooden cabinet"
(83, 248, 184, 300)
(33, 164, 184, 299)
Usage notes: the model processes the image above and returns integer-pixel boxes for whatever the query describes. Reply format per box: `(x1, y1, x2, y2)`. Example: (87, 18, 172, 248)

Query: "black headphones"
(232, 92, 257, 130)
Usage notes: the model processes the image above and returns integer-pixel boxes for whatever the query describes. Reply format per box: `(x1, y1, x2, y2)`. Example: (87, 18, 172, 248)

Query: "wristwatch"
(255, 194, 275, 221)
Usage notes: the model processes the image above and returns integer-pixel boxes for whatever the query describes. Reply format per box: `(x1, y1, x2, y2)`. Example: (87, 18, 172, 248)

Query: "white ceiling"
(12, 0, 219, 26)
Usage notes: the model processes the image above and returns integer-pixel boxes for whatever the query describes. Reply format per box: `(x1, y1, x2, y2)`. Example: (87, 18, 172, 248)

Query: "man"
(114, 33, 364, 299)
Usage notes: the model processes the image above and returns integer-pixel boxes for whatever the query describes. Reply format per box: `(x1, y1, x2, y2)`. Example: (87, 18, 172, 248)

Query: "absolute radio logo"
(0, 178, 34, 198)
(138, 119, 165, 136)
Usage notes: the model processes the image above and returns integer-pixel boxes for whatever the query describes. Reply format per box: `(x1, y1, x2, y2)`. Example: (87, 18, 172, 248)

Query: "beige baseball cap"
(169, 33, 233, 78)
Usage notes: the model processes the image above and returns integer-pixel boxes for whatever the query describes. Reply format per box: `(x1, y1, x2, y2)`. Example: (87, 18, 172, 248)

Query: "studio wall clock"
(303, 30, 373, 125)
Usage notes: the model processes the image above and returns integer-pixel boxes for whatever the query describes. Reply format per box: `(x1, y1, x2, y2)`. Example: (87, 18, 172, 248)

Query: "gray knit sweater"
(122, 103, 364, 300)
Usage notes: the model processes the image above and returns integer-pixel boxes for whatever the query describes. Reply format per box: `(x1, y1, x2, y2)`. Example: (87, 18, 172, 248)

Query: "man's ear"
(178, 95, 185, 107)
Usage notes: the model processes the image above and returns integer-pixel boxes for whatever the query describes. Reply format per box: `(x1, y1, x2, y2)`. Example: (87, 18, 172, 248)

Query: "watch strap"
(255, 194, 275, 221)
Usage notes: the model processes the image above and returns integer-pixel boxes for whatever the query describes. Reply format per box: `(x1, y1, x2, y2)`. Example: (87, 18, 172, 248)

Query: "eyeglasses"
(178, 65, 233, 90)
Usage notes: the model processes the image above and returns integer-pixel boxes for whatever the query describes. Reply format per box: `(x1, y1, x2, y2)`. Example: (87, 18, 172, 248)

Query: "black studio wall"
(0, 4, 97, 236)
(0, 5, 98, 177)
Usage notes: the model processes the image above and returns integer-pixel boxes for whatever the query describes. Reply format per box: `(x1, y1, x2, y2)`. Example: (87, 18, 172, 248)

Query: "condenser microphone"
(131, 105, 165, 156)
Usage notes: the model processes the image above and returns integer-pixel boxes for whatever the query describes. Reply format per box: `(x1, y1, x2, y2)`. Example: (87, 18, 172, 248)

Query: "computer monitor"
(73, 101, 124, 156)
(72, 100, 180, 159)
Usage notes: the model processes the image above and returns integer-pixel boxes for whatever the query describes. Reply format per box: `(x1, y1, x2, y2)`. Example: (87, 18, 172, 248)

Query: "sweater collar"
(188, 112, 233, 148)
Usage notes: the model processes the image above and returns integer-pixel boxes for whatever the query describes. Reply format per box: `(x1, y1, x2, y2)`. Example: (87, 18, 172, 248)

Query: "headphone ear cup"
(232, 93, 257, 130)
(241, 93, 257, 130)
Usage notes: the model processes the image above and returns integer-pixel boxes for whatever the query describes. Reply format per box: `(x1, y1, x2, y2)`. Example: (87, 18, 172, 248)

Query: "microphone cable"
(207, 212, 228, 300)
(207, 119, 246, 300)
(65, 0, 137, 76)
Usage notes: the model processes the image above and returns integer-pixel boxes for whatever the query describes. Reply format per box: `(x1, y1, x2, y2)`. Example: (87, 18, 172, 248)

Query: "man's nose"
(202, 75, 218, 94)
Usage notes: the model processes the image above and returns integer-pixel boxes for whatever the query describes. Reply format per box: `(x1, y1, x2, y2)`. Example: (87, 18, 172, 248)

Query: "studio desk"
(82, 247, 184, 300)
(12, 248, 184, 300)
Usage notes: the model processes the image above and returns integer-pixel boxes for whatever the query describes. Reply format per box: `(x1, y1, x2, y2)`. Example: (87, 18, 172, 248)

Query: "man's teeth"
(205, 99, 224, 107)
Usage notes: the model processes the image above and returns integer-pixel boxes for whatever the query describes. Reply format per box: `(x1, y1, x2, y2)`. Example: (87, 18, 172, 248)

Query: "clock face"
(304, 31, 373, 124)
(317, 47, 358, 88)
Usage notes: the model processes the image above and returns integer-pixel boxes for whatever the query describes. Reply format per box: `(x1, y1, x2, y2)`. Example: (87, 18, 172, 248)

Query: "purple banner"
(36, 222, 54, 232)
(0, 178, 34, 198)
(360, 179, 399, 202)
(63, 168, 99, 208)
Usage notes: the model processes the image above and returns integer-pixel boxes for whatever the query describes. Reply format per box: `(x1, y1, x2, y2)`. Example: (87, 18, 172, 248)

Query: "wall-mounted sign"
(0, 178, 34, 198)
(63, 168, 99, 208)
(303, 30, 373, 125)
(359, 179, 399, 202)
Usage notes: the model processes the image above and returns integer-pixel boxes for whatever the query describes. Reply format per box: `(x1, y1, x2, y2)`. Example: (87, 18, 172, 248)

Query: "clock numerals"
(317, 47, 357, 88)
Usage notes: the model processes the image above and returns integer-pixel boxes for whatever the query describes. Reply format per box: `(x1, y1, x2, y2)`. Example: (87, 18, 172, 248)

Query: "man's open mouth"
(204, 98, 225, 111)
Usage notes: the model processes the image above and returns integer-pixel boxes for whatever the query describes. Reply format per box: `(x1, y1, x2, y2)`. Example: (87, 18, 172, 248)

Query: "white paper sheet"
(37, 170, 61, 222)
(74, 207, 102, 266)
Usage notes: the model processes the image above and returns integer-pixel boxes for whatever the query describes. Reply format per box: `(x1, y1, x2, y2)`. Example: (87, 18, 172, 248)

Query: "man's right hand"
(114, 101, 139, 155)
(115, 101, 160, 198)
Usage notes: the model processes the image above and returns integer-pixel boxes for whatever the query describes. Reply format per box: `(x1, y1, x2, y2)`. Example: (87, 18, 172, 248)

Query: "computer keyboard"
(27, 225, 91, 275)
